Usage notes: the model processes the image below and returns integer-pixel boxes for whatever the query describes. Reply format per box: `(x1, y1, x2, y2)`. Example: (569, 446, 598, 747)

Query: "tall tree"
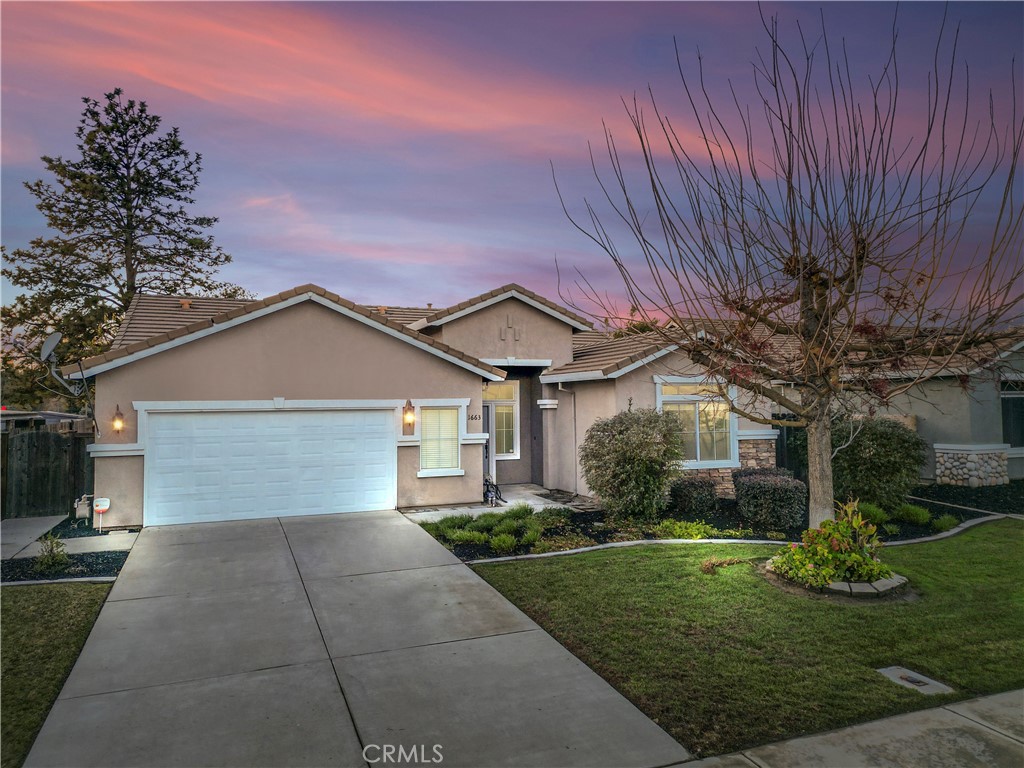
(561, 9, 1023, 526)
(3, 88, 250, 410)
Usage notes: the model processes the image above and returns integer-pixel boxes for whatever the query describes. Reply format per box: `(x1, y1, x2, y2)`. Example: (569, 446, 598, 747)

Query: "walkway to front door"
(26, 510, 690, 768)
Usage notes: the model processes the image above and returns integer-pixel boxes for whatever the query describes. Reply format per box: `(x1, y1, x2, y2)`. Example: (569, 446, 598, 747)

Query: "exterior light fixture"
(402, 399, 415, 435)
(112, 405, 124, 434)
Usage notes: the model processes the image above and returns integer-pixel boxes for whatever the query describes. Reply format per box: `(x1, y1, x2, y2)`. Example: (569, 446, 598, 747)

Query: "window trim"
(1000, 380, 1024, 452)
(418, 406, 462, 476)
(655, 375, 740, 469)
(483, 380, 521, 461)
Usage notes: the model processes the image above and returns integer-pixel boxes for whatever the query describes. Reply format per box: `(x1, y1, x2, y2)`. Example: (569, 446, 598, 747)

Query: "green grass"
(474, 518, 1024, 758)
(1, 584, 110, 768)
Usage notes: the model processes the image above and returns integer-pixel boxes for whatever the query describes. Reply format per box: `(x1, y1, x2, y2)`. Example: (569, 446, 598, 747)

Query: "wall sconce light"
(402, 399, 415, 436)
(112, 405, 124, 434)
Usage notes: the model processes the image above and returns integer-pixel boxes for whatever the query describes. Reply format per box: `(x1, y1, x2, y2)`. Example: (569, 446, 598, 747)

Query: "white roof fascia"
(411, 291, 591, 332)
(72, 292, 505, 382)
(538, 370, 607, 384)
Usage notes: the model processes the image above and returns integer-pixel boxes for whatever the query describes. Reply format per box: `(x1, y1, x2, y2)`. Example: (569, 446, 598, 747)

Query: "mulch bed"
(1, 552, 129, 583)
(47, 517, 116, 539)
(909, 481, 1023, 514)
(538, 492, 994, 544)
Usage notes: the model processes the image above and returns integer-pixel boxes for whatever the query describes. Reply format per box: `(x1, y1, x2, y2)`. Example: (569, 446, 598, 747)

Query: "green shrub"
(857, 502, 890, 526)
(502, 503, 534, 520)
(654, 519, 717, 540)
(734, 475, 807, 529)
(521, 529, 541, 547)
(718, 527, 755, 539)
(579, 407, 685, 521)
(831, 419, 927, 511)
(932, 514, 960, 533)
(467, 513, 504, 533)
(894, 504, 931, 526)
(771, 501, 893, 589)
(489, 533, 518, 555)
(32, 534, 70, 576)
(732, 466, 793, 482)
(766, 531, 788, 541)
(434, 514, 473, 533)
(491, 518, 527, 537)
(668, 476, 717, 518)
(446, 529, 489, 545)
(881, 522, 901, 536)
(533, 507, 572, 529)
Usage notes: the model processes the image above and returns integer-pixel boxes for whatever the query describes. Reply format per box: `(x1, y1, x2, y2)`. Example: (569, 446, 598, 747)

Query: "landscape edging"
(468, 513, 1010, 565)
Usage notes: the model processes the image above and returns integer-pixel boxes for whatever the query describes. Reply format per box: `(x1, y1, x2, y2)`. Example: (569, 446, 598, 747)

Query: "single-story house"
(67, 283, 780, 528)
(68, 283, 1020, 528)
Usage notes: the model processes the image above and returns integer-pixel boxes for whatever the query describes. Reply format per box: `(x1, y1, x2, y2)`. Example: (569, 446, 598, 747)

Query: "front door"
(481, 403, 497, 481)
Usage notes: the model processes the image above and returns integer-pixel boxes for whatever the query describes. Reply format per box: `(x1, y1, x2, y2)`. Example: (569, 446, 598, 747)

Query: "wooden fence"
(1, 425, 94, 519)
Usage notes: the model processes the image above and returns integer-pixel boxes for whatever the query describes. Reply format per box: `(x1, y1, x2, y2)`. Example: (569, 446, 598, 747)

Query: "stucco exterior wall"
(431, 298, 576, 367)
(93, 456, 144, 530)
(876, 376, 1002, 480)
(91, 301, 489, 525)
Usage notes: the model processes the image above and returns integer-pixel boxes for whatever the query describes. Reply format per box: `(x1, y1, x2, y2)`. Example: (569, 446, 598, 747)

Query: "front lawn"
(1, 584, 110, 768)
(474, 518, 1024, 758)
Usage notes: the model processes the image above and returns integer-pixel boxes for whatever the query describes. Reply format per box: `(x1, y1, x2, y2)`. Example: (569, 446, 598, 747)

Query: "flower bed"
(1, 552, 128, 583)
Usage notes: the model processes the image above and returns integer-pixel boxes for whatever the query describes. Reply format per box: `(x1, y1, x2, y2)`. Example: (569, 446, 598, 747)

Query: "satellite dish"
(39, 332, 62, 363)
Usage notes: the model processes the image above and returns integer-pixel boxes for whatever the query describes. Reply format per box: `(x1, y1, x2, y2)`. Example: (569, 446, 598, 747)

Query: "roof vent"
(179, 299, 193, 310)
(377, 305, 388, 315)
(427, 303, 433, 309)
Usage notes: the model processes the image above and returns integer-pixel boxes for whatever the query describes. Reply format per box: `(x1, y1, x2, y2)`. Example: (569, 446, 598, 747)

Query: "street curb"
(0, 577, 117, 587)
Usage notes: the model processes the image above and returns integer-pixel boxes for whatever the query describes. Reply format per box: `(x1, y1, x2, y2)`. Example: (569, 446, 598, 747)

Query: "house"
(67, 283, 780, 528)
(70, 282, 1016, 529)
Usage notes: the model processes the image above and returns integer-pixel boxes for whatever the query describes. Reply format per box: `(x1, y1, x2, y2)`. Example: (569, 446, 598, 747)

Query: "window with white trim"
(482, 381, 519, 459)
(659, 382, 736, 466)
(420, 407, 460, 470)
(1002, 381, 1024, 448)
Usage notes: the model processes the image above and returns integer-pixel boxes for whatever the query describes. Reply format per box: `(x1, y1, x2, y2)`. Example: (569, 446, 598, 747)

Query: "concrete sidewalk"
(0, 515, 66, 559)
(404, 482, 564, 523)
(686, 689, 1024, 768)
(27, 510, 689, 768)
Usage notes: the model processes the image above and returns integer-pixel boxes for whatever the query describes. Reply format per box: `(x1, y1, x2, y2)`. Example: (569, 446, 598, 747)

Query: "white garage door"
(145, 410, 397, 526)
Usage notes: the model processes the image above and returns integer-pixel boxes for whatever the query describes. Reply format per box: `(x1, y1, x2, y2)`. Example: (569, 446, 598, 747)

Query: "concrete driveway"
(26, 510, 689, 768)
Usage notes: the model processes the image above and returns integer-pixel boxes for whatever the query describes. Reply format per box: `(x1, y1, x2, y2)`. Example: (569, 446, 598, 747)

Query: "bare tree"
(560, 7, 1023, 527)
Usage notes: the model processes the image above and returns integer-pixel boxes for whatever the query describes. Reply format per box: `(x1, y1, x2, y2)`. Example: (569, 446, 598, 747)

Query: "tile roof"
(110, 294, 250, 349)
(70, 285, 506, 380)
(359, 305, 435, 326)
(571, 329, 612, 350)
(410, 283, 593, 330)
(544, 333, 671, 378)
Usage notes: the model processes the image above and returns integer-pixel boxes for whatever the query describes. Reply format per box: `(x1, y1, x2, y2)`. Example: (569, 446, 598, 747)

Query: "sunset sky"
(2, 2, 1021, 309)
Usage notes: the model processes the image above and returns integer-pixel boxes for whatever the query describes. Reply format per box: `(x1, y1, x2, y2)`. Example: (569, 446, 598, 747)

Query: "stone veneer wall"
(934, 445, 1009, 487)
(688, 439, 777, 498)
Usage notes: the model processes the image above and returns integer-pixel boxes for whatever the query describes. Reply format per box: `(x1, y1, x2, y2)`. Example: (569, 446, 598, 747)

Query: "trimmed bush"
(732, 466, 794, 482)
(491, 518, 527, 537)
(894, 503, 931, 526)
(579, 407, 684, 521)
(932, 514, 960, 533)
(735, 475, 807, 529)
(858, 502, 889, 526)
(435, 514, 473, 533)
(668, 476, 717, 518)
(831, 418, 927, 511)
(32, 533, 69, 576)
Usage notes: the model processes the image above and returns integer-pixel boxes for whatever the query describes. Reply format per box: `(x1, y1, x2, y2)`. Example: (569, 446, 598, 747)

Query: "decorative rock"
(934, 447, 1009, 487)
